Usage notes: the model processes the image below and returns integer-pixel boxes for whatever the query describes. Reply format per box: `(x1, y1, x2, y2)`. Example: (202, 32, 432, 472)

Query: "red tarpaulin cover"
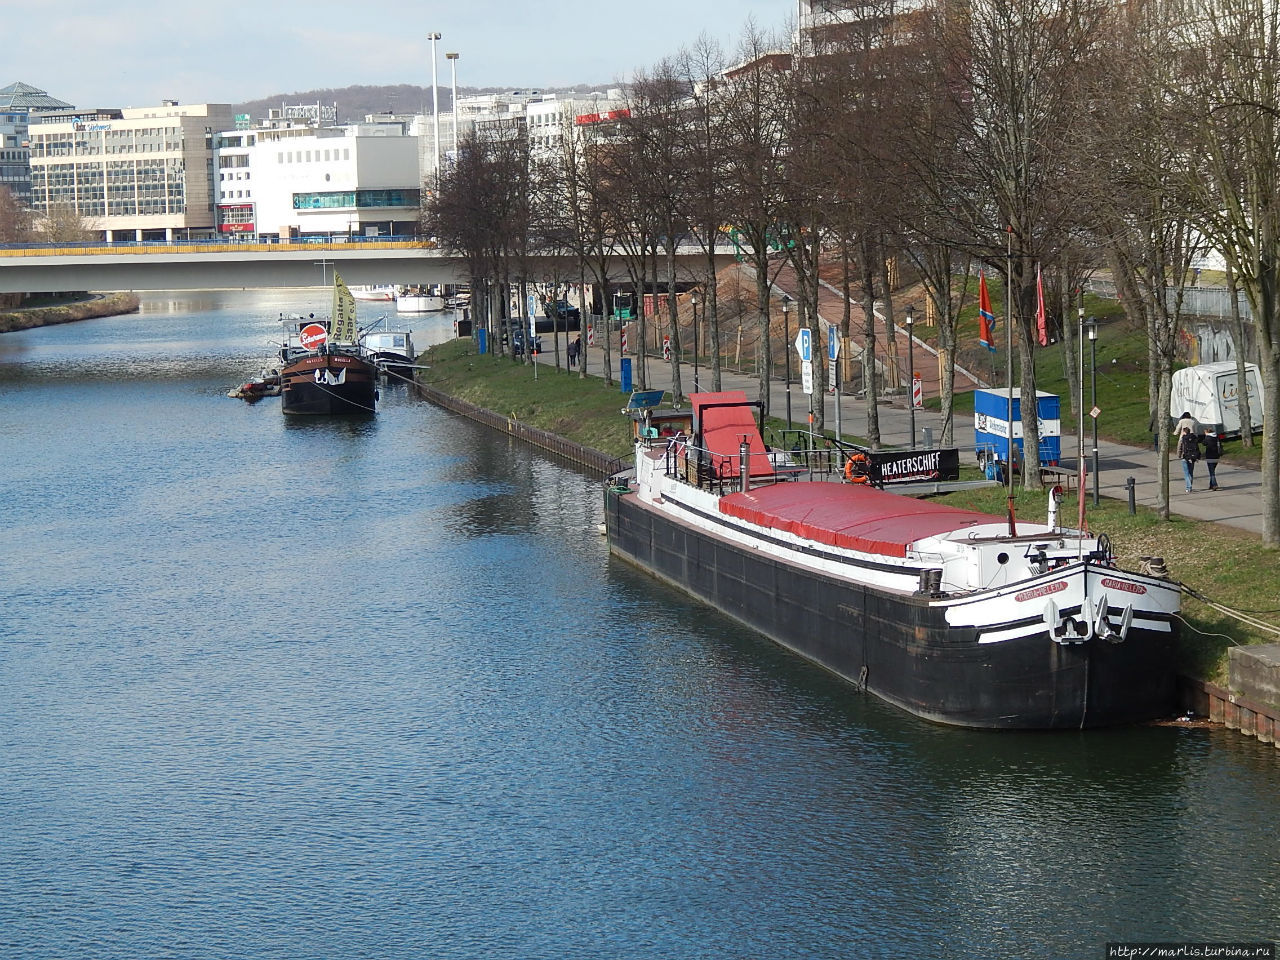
(692, 391, 773, 480)
(719, 482, 997, 558)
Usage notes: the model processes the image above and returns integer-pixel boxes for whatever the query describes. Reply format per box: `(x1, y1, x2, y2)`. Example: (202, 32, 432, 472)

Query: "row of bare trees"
(0, 190, 99, 308)
(424, 0, 1280, 547)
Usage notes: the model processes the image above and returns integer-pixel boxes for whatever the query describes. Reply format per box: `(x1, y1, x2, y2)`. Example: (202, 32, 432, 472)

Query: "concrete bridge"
(0, 239, 735, 293)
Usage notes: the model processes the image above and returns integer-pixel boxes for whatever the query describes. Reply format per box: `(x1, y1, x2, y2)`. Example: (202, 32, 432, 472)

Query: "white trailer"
(1169, 361, 1264, 436)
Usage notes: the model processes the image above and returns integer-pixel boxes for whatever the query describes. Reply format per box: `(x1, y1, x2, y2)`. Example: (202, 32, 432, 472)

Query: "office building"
(27, 100, 235, 241)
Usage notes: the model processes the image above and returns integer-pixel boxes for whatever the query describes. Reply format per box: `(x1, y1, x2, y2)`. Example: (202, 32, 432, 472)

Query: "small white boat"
(350, 284, 396, 302)
(361, 325, 418, 383)
(396, 286, 445, 313)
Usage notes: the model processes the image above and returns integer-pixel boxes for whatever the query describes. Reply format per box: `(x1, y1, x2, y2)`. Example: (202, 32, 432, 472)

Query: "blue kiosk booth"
(974, 388, 1061, 478)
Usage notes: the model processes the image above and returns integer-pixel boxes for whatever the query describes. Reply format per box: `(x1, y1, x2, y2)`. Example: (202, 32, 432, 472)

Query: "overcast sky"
(2, 0, 793, 109)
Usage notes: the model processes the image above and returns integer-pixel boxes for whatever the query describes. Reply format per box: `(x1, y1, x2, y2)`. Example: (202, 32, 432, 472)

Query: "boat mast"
(1005, 226, 1015, 504)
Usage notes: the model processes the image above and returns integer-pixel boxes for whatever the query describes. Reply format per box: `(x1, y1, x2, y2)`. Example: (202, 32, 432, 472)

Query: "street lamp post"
(1077, 304, 1086, 496)
(782, 295, 793, 430)
(428, 32, 442, 174)
(445, 52, 460, 158)
(690, 292, 699, 392)
(905, 305, 916, 449)
(1088, 317, 1099, 505)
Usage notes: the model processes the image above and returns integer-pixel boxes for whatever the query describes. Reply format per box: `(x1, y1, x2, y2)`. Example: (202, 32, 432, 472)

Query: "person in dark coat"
(1177, 425, 1200, 492)
(1202, 430, 1223, 490)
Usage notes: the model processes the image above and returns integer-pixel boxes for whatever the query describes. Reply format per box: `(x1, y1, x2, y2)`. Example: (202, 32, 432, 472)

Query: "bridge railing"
(0, 235, 436, 257)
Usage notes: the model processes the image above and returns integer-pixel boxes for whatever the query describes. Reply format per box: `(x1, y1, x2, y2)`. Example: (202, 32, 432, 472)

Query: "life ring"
(844, 452, 871, 484)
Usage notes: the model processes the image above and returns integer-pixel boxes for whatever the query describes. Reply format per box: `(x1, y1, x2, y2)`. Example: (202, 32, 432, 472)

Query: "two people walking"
(1175, 411, 1222, 493)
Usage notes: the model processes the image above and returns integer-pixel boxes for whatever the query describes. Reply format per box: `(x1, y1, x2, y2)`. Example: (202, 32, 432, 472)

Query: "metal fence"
(1083, 277, 1253, 321)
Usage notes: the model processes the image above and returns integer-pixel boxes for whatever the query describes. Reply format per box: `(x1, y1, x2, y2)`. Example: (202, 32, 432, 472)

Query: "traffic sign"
(795, 328, 812, 362)
(828, 325, 840, 361)
(912, 374, 923, 409)
(801, 359, 814, 395)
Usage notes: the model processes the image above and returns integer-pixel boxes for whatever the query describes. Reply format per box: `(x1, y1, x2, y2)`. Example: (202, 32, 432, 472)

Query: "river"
(0, 289, 1277, 960)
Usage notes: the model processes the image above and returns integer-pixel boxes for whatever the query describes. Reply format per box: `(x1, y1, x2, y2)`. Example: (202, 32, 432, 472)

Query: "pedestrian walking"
(1202, 430, 1223, 490)
(1177, 425, 1200, 492)
(1175, 410, 1200, 438)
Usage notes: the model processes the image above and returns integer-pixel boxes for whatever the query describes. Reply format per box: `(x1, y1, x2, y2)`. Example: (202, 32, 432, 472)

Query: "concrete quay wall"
(1179, 644, 1280, 748)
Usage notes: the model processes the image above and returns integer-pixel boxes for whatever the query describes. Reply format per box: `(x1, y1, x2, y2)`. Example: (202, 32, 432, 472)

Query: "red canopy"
(692, 391, 773, 480)
(720, 482, 996, 558)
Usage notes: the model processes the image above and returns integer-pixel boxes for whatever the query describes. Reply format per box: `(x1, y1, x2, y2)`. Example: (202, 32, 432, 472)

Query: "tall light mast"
(446, 52, 460, 158)
(428, 32, 442, 175)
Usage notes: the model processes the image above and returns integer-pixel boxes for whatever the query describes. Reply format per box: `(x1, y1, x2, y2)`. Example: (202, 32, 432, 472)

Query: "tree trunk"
(1156, 351, 1173, 519)
(665, 241, 683, 401)
(860, 237, 881, 449)
(1225, 260, 1254, 447)
(1014, 264, 1044, 491)
(879, 255, 899, 393)
(755, 263, 772, 419)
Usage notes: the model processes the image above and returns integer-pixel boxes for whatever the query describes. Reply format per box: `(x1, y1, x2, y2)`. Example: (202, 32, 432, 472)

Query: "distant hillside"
(236, 83, 616, 123)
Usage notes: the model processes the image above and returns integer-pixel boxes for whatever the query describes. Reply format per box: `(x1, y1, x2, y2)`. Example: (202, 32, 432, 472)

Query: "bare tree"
(1164, 0, 1280, 544)
(422, 133, 501, 343)
(933, 0, 1108, 489)
(719, 24, 795, 411)
(35, 203, 94, 244)
(679, 34, 733, 395)
(0, 188, 31, 310)
(804, 1, 917, 446)
(0, 187, 31, 244)
(1081, 1, 1204, 518)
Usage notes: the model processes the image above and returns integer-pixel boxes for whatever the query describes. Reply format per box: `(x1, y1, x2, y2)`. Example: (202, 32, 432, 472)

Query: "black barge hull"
(606, 488, 1176, 730)
(280, 354, 378, 415)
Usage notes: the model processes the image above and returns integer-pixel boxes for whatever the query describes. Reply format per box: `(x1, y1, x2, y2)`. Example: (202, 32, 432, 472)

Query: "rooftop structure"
(0, 81, 73, 206)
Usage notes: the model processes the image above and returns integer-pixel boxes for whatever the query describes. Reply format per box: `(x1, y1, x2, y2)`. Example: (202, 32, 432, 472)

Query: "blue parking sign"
(795, 328, 812, 362)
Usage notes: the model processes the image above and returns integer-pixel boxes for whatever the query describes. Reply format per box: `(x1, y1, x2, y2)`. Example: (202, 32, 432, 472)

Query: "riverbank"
(0, 292, 140, 334)
(418, 336, 1280, 687)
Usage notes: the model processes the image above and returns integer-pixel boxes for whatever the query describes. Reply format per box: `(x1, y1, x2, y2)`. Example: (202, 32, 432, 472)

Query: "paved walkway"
(578, 335, 1268, 538)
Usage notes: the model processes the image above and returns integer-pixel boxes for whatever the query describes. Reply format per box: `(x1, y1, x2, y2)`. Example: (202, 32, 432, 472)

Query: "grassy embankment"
(421, 330, 1279, 684)
(0, 292, 141, 333)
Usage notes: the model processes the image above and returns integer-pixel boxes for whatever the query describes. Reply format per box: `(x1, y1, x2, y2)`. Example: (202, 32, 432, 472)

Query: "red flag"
(978, 271, 996, 352)
(1036, 264, 1048, 346)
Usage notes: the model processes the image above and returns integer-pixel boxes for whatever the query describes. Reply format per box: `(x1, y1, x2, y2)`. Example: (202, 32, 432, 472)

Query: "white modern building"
(27, 101, 235, 241)
(417, 89, 629, 184)
(213, 104, 421, 240)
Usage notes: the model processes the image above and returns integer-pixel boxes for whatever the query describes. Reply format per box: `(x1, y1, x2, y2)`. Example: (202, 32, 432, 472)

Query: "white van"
(1169, 361, 1264, 436)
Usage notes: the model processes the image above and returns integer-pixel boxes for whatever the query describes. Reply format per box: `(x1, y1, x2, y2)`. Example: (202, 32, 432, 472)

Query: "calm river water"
(1, 290, 1277, 960)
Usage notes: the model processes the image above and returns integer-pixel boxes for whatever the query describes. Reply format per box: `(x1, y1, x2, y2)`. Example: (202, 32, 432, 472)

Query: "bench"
(1039, 466, 1078, 491)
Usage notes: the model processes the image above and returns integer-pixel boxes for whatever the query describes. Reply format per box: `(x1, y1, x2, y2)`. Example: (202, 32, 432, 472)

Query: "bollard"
(1125, 475, 1136, 514)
